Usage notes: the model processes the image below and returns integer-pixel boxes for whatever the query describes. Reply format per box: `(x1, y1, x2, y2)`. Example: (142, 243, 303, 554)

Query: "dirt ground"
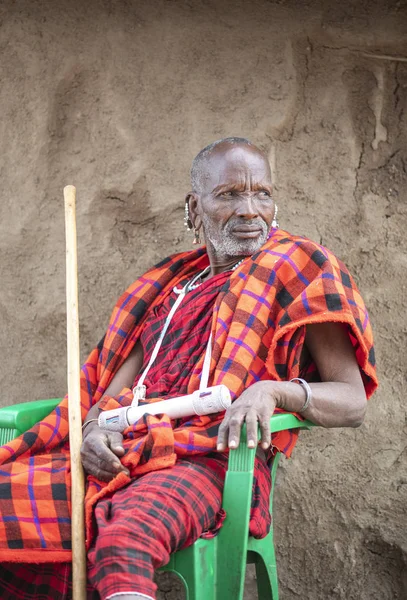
(0, 0, 406, 598)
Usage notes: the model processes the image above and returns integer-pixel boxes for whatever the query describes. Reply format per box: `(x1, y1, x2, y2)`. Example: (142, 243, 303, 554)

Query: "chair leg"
(167, 539, 216, 600)
(254, 555, 279, 600)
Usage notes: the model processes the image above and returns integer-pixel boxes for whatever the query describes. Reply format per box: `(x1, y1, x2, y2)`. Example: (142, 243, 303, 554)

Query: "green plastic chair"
(0, 399, 313, 599)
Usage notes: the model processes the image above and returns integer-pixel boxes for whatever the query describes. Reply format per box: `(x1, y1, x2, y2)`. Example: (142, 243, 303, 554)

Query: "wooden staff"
(64, 185, 87, 600)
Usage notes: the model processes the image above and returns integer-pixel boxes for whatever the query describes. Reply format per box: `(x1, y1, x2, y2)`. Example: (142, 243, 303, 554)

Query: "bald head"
(190, 137, 270, 194)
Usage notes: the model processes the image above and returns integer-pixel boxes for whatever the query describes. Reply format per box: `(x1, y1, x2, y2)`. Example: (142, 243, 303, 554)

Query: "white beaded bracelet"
(290, 378, 312, 413)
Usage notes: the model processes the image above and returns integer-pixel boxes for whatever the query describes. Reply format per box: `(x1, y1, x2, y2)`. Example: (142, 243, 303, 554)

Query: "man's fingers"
(216, 385, 276, 453)
(217, 410, 244, 450)
(217, 410, 260, 450)
(259, 415, 271, 449)
(89, 464, 126, 483)
(89, 466, 114, 482)
(245, 411, 258, 448)
(82, 452, 120, 476)
(217, 419, 229, 451)
(89, 437, 120, 469)
(81, 431, 127, 478)
(227, 413, 245, 449)
(82, 452, 129, 481)
(107, 432, 125, 456)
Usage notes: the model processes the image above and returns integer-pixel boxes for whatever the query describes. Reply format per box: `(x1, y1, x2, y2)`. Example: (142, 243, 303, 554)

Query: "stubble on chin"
(220, 236, 266, 257)
(202, 215, 269, 258)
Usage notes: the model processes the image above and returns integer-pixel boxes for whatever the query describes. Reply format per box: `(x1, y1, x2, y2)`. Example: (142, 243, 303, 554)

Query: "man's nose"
(235, 194, 259, 219)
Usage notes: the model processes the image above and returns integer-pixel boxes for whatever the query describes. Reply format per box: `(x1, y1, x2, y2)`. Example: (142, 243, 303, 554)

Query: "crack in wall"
(353, 141, 365, 205)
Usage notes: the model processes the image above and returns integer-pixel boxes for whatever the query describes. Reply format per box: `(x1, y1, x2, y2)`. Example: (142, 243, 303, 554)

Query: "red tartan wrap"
(0, 229, 378, 562)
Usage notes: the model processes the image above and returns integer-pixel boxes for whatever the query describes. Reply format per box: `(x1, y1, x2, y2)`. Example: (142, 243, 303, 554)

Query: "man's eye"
(221, 191, 234, 198)
(259, 191, 271, 198)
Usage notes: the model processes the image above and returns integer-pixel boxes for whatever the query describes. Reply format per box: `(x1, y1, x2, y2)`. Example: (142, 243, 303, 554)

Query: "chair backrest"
(0, 398, 62, 443)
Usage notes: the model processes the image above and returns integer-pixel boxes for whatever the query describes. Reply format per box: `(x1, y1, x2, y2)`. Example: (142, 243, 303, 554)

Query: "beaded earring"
(272, 204, 279, 229)
(193, 229, 201, 245)
(184, 202, 193, 231)
(185, 202, 201, 245)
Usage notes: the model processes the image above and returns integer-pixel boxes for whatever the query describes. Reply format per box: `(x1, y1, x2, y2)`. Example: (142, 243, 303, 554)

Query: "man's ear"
(185, 192, 202, 230)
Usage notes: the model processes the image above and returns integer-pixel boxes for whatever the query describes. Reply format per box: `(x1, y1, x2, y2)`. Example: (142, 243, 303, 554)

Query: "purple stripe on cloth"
(107, 275, 152, 334)
(174, 440, 213, 453)
(264, 243, 297, 261)
(281, 429, 294, 454)
(0, 468, 20, 477)
(44, 408, 63, 446)
(126, 439, 144, 454)
(301, 290, 313, 315)
(35, 466, 68, 474)
(146, 421, 173, 430)
(363, 310, 369, 330)
(241, 289, 272, 311)
(264, 245, 310, 285)
(222, 337, 247, 370)
(227, 337, 257, 359)
(248, 370, 261, 382)
(28, 456, 47, 548)
(216, 316, 231, 333)
(257, 366, 269, 379)
(3, 516, 71, 524)
(82, 364, 96, 408)
(0, 464, 67, 477)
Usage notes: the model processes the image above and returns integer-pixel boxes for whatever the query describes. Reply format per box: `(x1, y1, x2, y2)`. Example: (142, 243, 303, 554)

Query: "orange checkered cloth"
(0, 229, 377, 562)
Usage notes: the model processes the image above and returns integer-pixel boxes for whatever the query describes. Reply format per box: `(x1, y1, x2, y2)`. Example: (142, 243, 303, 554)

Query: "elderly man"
(0, 137, 377, 600)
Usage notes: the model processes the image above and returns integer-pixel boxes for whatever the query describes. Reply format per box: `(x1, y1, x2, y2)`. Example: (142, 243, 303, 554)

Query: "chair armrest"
(227, 412, 313, 474)
(216, 412, 314, 591)
(269, 412, 314, 435)
(222, 412, 314, 529)
(0, 398, 62, 442)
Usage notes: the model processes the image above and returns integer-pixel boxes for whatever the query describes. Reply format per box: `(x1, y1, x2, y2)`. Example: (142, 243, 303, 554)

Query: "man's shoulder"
(265, 228, 322, 250)
(151, 248, 202, 271)
(263, 229, 340, 265)
(118, 247, 208, 300)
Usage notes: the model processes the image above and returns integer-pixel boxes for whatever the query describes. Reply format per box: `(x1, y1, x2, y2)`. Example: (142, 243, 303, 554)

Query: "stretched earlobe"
(184, 192, 202, 246)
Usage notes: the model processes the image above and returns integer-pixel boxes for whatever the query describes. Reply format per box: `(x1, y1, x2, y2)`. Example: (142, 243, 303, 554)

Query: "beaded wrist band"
(82, 418, 99, 433)
(290, 378, 312, 413)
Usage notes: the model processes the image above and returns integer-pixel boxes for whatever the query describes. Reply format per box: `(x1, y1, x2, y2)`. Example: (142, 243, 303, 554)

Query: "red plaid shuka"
(124, 266, 273, 538)
(87, 453, 272, 600)
(0, 229, 378, 565)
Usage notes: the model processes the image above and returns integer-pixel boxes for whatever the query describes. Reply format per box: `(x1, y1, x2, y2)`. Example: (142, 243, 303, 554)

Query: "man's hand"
(217, 382, 277, 451)
(80, 424, 130, 482)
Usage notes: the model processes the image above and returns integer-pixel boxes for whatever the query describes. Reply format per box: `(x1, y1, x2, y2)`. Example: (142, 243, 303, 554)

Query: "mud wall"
(0, 1, 406, 598)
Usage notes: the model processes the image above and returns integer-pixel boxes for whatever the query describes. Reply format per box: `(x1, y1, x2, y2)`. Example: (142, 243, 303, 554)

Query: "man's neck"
(206, 249, 248, 277)
(209, 259, 245, 277)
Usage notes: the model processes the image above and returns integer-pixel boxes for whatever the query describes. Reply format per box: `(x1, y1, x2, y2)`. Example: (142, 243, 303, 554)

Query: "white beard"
(201, 214, 270, 257)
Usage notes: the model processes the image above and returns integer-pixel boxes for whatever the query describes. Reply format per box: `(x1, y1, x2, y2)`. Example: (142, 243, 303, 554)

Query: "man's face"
(193, 145, 275, 261)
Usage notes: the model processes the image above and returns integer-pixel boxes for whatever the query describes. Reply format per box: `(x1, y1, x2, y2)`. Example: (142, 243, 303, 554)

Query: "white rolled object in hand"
(98, 385, 232, 432)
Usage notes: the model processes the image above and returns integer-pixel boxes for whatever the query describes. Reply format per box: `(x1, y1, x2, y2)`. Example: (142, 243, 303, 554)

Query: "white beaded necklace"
(132, 258, 246, 403)
(173, 258, 245, 295)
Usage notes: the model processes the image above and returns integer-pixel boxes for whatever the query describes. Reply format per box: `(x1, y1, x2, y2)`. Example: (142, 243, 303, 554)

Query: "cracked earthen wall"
(0, 1, 406, 598)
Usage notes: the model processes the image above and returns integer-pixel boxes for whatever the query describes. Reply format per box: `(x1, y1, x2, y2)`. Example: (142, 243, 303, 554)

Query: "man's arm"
(217, 322, 367, 451)
(80, 341, 144, 481)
